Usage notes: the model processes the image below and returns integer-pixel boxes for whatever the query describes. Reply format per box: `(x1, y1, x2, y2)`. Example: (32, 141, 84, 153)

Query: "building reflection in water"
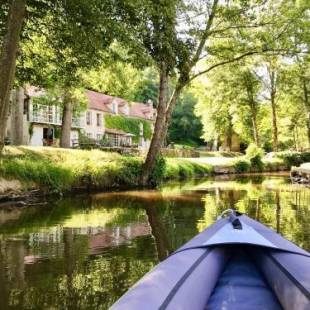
(0, 175, 309, 309)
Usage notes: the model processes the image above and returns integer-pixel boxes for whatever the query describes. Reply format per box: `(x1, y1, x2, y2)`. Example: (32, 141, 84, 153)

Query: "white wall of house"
(70, 130, 79, 146)
(83, 109, 105, 140)
(30, 125, 44, 146)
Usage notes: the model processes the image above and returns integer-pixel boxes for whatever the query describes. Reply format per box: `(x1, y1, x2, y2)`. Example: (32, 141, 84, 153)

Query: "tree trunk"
(307, 114, 310, 148)
(295, 126, 300, 151)
(271, 95, 278, 151)
(226, 117, 233, 151)
(14, 86, 24, 145)
(302, 79, 310, 147)
(145, 206, 171, 261)
(60, 92, 73, 148)
(0, 0, 27, 153)
(63, 228, 77, 310)
(251, 112, 260, 146)
(140, 80, 184, 185)
(269, 70, 278, 151)
(247, 81, 260, 146)
(140, 67, 169, 185)
(293, 125, 298, 151)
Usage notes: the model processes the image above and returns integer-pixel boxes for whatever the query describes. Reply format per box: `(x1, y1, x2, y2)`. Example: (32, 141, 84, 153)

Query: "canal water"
(0, 174, 309, 309)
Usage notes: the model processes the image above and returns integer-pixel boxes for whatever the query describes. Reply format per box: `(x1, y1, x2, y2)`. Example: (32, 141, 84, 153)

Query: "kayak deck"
(111, 213, 310, 310)
(206, 249, 282, 310)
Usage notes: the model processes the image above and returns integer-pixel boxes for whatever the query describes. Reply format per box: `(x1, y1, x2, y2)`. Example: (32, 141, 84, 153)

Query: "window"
(86, 133, 92, 139)
(107, 134, 119, 146)
(96, 134, 103, 141)
(96, 113, 102, 127)
(32, 104, 39, 121)
(86, 111, 92, 125)
(113, 134, 119, 146)
(48, 106, 53, 123)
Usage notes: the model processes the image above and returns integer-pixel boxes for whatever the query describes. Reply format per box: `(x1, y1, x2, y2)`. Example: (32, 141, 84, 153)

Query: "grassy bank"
(0, 147, 213, 194)
(1, 147, 308, 196)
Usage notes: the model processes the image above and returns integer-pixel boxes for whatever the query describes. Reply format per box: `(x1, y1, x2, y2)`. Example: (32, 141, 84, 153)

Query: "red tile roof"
(86, 90, 113, 113)
(85, 89, 155, 121)
(130, 102, 153, 119)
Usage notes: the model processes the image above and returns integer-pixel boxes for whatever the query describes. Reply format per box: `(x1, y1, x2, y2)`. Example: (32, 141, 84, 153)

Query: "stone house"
(5, 87, 156, 148)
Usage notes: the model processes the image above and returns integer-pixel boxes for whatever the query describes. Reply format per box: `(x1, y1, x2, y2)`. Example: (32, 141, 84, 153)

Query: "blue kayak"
(111, 210, 310, 310)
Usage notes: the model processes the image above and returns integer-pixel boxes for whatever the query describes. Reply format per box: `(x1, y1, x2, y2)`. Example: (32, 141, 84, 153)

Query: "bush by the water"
(246, 144, 264, 172)
(276, 151, 310, 168)
(234, 159, 251, 173)
(164, 158, 213, 179)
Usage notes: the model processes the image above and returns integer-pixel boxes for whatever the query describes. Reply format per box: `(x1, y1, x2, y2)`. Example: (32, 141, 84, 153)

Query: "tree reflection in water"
(0, 175, 309, 309)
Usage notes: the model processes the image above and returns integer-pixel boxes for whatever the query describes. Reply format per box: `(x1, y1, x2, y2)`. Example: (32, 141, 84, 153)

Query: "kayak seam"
(172, 245, 310, 259)
(158, 248, 212, 310)
(267, 252, 310, 300)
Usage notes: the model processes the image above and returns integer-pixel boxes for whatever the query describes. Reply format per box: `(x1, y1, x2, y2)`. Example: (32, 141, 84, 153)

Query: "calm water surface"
(0, 174, 309, 309)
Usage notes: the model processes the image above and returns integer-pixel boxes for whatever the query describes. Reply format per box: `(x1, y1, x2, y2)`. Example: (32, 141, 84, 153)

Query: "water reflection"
(0, 175, 309, 309)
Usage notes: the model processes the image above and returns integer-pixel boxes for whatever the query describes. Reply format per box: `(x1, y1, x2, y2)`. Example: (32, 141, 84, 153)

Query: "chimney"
(146, 99, 153, 107)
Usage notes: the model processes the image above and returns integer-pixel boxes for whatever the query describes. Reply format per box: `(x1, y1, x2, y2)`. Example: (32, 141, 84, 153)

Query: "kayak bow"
(111, 210, 310, 310)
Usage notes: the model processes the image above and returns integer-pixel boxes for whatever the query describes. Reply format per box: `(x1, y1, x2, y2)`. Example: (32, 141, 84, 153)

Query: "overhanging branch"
(189, 48, 307, 82)
(189, 50, 260, 81)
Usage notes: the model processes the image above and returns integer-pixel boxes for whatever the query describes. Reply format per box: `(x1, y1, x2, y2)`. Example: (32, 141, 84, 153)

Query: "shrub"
(234, 159, 251, 173)
(276, 151, 310, 168)
(149, 155, 166, 185)
(78, 132, 97, 149)
(164, 158, 212, 180)
(245, 144, 264, 172)
(116, 157, 142, 186)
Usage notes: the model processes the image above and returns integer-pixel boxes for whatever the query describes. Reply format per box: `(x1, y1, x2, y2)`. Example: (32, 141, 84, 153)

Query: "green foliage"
(132, 68, 159, 104)
(164, 158, 213, 180)
(195, 64, 262, 147)
(54, 127, 61, 139)
(78, 132, 96, 148)
(83, 60, 142, 101)
(234, 159, 251, 173)
(149, 155, 166, 185)
(276, 152, 310, 168)
(104, 115, 152, 142)
(168, 91, 203, 146)
(246, 144, 265, 172)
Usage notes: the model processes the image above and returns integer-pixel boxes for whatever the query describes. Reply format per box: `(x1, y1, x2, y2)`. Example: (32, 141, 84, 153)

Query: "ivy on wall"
(104, 115, 152, 142)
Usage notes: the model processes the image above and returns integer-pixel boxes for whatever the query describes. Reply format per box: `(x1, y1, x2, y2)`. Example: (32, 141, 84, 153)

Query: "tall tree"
(0, 0, 26, 152)
(195, 64, 262, 147)
(195, 74, 236, 150)
(241, 69, 262, 146)
(117, 0, 303, 184)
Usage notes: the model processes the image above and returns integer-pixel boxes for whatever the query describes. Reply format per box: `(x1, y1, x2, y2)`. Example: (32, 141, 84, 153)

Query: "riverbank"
(0, 147, 214, 199)
(0, 146, 308, 201)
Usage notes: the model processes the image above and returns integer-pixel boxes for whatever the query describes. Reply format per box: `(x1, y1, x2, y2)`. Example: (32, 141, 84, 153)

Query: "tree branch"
(189, 50, 260, 81)
(208, 22, 275, 36)
(189, 0, 219, 69)
(189, 48, 307, 82)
